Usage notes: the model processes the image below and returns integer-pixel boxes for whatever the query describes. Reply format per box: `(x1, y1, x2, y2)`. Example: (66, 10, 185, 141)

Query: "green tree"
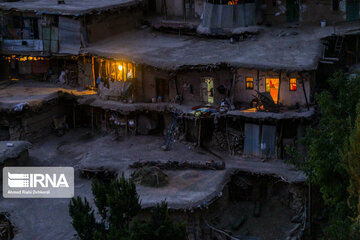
(343, 103, 360, 239)
(130, 201, 186, 240)
(69, 174, 186, 240)
(69, 197, 97, 240)
(289, 72, 360, 239)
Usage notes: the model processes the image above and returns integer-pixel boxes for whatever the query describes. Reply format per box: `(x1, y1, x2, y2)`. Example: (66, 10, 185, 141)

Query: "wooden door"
(286, 0, 299, 23)
(346, 0, 359, 21)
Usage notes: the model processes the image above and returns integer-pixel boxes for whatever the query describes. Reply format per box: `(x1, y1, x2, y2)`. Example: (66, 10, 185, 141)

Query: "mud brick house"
(149, 0, 359, 33)
(1, 0, 360, 159)
(1, 1, 360, 239)
(0, 0, 142, 85)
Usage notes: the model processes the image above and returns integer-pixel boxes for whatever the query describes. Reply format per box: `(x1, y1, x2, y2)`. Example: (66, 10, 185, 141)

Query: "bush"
(69, 173, 186, 240)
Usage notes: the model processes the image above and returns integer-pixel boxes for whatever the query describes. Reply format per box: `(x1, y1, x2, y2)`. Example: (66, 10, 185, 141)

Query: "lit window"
(289, 78, 297, 91)
(246, 77, 254, 89)
(114, 62, 135, 81)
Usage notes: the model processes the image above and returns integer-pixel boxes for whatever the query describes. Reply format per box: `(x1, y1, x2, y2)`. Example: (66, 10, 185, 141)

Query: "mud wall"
(165, 0, 184, 17)
(0, 103, 67, 142)
(279, 71, 312, 107)
(301, 0, 346, 24)
(263, 0, 345, 25)
(141, 67, 170, 102)
(142, 172, 308, 240)
(85, 8, 142, 43)
(169, 67, 233, 105)
(235, 68, 312, 107)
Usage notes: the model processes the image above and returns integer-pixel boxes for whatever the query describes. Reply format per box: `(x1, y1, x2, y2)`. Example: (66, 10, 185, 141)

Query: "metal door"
(261, 125, 276, 158)
(244, 123, 260, 156)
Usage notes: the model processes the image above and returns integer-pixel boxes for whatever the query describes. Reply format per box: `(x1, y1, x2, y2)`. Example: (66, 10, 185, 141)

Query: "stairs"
(334, 35, 344, 56)
(320, 35, 344, 64)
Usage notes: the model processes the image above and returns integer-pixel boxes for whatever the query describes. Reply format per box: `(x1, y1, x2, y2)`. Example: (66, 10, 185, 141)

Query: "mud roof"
(84, 26, 335, 71)
(0, 0, 142, 15)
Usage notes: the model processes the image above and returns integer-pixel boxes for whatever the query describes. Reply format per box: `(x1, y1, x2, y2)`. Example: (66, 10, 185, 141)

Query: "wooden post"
(300, 73, 310, 110)
(91, 107, 94, 132)
(73, 105, 76, 129)
(356, 36, 359, 64)
(183, 0, 186, 21)
(163, 0, 168, 20)
(91, 57, 95, 87)
(125, 115, 128, 136)
(197, 118, 202, 147)
(278, 120, 284, 159)
(226, 117, 231, 155)
(230, 72, 236, 105)
(257, 69, 260, 92)
(277, 72, 282, 105)
(123, 62, 126, 81)
(258, 122, 262, 157)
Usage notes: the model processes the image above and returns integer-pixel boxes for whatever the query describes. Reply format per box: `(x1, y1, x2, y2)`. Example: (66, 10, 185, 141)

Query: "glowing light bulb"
(118, 65, 123, 71)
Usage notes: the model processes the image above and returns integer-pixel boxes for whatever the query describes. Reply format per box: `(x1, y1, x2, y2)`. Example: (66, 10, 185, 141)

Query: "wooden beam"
(277, 72, 281, 105)
(300, 73, 310, 110)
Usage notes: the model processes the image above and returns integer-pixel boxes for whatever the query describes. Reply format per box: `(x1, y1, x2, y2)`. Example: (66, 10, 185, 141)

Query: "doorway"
(286, 0, 300, 23)
(184, 0, 195, 19)
(244, 123, 260, 156)
(346, 0, 359, 21)
(200, 77, 214, 104)
(155, 78, 169, 102)
(265, 78, 279, 103)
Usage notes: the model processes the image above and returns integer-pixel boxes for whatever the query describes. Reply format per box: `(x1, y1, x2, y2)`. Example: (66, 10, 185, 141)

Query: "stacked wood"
(213, 129, 228, 151)
(227, 127, 244, 156)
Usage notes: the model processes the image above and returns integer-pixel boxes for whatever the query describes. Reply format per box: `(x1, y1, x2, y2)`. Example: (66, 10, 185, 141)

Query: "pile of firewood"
(213, 129, 228, 151)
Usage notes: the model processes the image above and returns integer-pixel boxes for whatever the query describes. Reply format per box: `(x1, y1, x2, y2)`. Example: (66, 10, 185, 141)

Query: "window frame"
(245, 77, 254, 90)
(289, 78, 297, 91)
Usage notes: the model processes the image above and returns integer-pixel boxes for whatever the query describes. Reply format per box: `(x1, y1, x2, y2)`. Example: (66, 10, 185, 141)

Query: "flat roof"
(0, 81, 314, 121)
(0, 141, 31, 163)
(0, 81, 96, 112)
(0, 0, 141, 15)
(84, 26, 336, 71)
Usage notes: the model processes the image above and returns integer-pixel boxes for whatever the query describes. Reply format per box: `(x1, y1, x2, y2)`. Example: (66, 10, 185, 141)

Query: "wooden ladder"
(334, 35, 344, 56)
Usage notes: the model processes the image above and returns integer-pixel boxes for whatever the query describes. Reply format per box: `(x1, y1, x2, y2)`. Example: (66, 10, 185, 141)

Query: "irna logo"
(3, 167, 74, 198)
(8, 172, 69, 188)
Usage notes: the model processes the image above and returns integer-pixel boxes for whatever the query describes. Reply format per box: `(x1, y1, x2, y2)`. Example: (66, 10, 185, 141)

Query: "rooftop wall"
(85, 8, 142, 43)
(202, 2, 258, 28)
